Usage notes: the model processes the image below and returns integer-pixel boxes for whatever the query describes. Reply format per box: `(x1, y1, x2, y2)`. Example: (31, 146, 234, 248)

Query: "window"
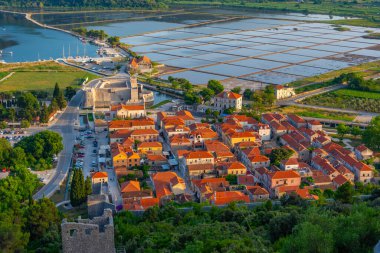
(69, 229, 77, 237)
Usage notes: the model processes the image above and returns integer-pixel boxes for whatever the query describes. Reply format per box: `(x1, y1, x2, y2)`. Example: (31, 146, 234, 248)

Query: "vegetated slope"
(1, 0, 164, 8)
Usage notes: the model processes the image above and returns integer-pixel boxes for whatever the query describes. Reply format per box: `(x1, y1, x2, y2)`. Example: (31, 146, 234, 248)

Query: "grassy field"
(289, 60, 380, 87)
(0, 72, 10, 80)
(295, 81, 336, 94)
(334, 89, 380, 99)
(0, 61, 98, 93)
(301, 89, 380, 113)
(276, 105, 356, 121)
(149, 99, 172, 109)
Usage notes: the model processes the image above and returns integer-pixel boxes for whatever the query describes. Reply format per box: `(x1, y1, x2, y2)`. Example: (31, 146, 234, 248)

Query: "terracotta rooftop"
(92, 171, 108, 179)
(215, 91, 242, 99)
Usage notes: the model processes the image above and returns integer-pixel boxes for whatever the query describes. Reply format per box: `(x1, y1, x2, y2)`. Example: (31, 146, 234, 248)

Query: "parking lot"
(1, 129, 28, 145)
(72, 125, 122, 206)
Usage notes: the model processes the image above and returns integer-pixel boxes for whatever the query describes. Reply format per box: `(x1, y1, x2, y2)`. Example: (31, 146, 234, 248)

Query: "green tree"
(64, 86, 77, 100)
(231, 87, 241, 94)
(20, 120, 30, 128)
(207, 80, 224, 94)
(200, 88, 214, 102)
(0, 121, 7, 129)
(70, 168, 86, 206)
(39, 104, 49, 123)
(350, 126, 362, 138)
(269, 148, 294, 166)
(337, 123, 350, 140)
(281, 222, 333, 253)
(25, 198, 60, 241)
(85, 176, 92, 196)
(334, 182, 355, 204)
(53, 83, 60, 99)
(362, 116, 380, 150)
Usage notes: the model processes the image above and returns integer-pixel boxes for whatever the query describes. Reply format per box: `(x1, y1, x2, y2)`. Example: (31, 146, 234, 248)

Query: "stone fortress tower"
(61, 209, 116, 253)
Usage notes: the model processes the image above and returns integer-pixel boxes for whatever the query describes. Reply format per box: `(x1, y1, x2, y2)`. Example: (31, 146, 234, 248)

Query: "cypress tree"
(85, 176, 92, 197)
(53, 83, 60, 99)
(70, 169, 86, 206)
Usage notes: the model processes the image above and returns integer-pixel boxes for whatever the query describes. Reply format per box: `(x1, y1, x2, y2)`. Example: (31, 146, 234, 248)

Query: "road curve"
(33, 91, 83, 200)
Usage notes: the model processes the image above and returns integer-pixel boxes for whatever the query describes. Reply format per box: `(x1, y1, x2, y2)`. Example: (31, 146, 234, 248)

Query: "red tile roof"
(212, 191, 250, 205)
(92, 171, 108, 179)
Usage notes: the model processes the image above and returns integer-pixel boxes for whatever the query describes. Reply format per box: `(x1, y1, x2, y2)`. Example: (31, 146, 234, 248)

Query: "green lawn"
(0, 72, 10, 80)
(333, 89, 380, 99)
(0, 71, 98, 92)
(148, 99, 172, 109)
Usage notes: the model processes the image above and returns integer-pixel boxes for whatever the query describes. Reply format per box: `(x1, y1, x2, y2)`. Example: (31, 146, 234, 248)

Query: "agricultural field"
(0, 61, 98, 93)
(301, 89, 380, 113)
(276, 105, 356, 122)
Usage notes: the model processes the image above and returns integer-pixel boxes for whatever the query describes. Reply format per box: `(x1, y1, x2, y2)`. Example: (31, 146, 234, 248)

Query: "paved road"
(33, 91, 83, 199)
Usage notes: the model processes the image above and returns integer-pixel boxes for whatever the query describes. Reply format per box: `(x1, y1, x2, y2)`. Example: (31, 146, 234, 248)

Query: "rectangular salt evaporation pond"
(223, 48, 272, 57)
(160, 58, 214, 68)
(191, 44, 235, 52)
(249, 44, 293, 53)
(216, 40, 255, 47)
(192, 53, 244, 62)
(161, 71, 228, 85)
(235, 30, 275, 36)
(229, 58, 288, 70)
(147, 31, 200, 40)
(121, 36, 168, 46)
(187, 26, 236, 35)
(310, 45, 357, 53)
(159, 48, 205, 57)
(317, 33, 356, 40)
(209, 20, 272, 31)
(286, 49, 338, 58)
(244, 72, 302, 85)
(214, 33, 252, 40)
(266, 34, 303, 41)
(130, 44, 174, 53)
(301, 59, 352, 70)
(274, 65, 329, 77)
(287, 31, 326, 37)
(349, 49, 380, 58)
(330, 41, 374, 49)
(243, 37, 285, 44)
(188, 37, 228, 43)
(196, 64, 261, 77)
(258, 53, 315, 64)
(144, 53, 179, 62)
(85, 20, 182, 37)
(294, 36, 335, 44)
(273, 40, 316, 48)
(159, 40, 203, 47)
(350, 38, 380, 45)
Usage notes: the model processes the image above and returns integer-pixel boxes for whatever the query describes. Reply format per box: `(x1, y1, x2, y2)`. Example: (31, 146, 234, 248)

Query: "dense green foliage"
(269, 148, 294, 166)
(301, 90, 380, 113)
(14, 130, 64, 171)
(114, 188, 380, 253)
(362, 116, 380, 150)
(72, 27, 108, 40)
(338, 72, 380, 93)
(0, 84, 68, 125)
(0, 166, 61, 252)
(243, 86, 276, 115)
